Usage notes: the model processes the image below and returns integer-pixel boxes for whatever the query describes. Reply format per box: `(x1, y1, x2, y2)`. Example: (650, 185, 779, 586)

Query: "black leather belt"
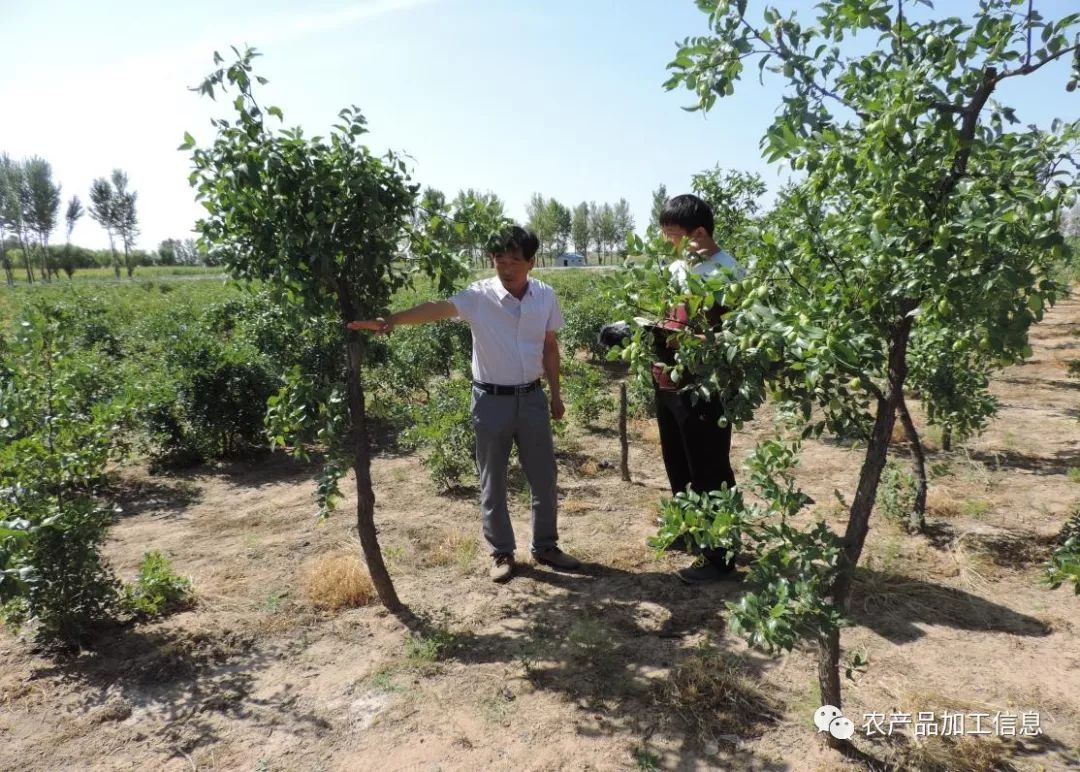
(473, 380, 541, 395)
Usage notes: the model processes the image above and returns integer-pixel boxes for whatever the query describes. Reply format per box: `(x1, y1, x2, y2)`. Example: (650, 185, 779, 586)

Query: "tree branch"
(927, 100, 966, 115)
(1025, 0, 1034, 68)
(897, 0, 907, 65)
(740, 17, 868, 119)
(797, 196, 851, 292)
(999, 43, 1080, 80)
(774, 258, 813, 297)
(934, 44, 1080, 205)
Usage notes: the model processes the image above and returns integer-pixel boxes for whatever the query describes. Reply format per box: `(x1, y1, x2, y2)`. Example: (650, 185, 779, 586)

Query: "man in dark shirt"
(653, 194, 745, 584)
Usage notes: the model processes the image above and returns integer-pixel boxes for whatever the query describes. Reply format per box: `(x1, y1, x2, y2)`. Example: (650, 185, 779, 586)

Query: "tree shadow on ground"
(24, 624, 328, 765)
(368, 416, 417, 457)
(819, 435, 868, 451)
(388, 556, 1060, 770)
(156, 449, 323, 490)
(553, 447, 628, 482)
(848, 566, 1050, 644)
(961, 447, 1080, 476)
(393, 563, 791, 770)
(108, 475, 203, 522)
(920, 519, 1060, 569)
(576, 423, 623, 440)
(859, 713, 1077, 771)
(998, 375, 1080, 392)
(436, 483, 481, 502)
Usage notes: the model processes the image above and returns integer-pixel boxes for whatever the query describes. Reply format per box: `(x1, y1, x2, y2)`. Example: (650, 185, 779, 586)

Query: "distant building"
(557, 252, 586, 267)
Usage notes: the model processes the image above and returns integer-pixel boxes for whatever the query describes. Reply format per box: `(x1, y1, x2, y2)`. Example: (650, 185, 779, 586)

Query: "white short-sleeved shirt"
(670, 249, 745, 289)
(449, 277, 564, 385)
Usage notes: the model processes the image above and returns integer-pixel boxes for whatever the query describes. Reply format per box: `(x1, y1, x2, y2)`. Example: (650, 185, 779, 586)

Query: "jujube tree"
(616, 0, 1079, 744)
(184, 47, 467, 612)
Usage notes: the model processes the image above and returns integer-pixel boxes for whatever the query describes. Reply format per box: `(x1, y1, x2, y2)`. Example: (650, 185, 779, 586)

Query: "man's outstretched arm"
(347, 300, 457, 333)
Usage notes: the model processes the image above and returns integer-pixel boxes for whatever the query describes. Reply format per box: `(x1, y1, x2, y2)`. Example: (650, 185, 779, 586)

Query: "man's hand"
(550, 394, 565, 421)
(346, 317, 393, 334)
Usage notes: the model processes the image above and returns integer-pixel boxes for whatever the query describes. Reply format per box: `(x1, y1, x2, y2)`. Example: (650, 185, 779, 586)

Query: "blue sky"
(1, 0, 1076, 252)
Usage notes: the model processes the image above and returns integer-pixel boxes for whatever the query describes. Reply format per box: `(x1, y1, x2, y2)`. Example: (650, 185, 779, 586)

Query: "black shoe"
(676, 562, 740, 585)
(490, 554, 515, 583)
(532, 547, 582, 570)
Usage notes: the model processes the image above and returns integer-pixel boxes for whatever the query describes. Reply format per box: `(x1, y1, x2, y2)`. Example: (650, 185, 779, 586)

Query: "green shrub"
(1044, 504, 1080, 594)
(562, 293, 616, 361)
(202, 292, 347, 386)
(626, 374, 657, 419)
(139, 332, 277, 465)
(182, 344, 277, 456)
(875, 460, 916, 522)
(404, 377, 476, 491)
(370, 320, 471, 399)
(0, 308, 125, 645)
(122, 551, 195, 619)
(562, 361, 615, 427)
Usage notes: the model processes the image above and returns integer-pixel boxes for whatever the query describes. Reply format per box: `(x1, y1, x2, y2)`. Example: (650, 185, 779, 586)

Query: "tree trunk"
(123, 241, 134, 278)
(941, 426, 952, 452)
(896, 394, 927, 532)
(619, 383, 630, 482)
(819, 312, 913, 744)
(108, 233, 120, 280)
(337, 280, 402, 612)
(818, 627, 842, 714)
(39, 236, 50, 283)
(0, 232, 13, 286)
(18, 231, 34, 284)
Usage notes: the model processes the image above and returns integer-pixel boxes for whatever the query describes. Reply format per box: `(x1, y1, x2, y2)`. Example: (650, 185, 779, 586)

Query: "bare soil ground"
(4, 298, 1080, 771)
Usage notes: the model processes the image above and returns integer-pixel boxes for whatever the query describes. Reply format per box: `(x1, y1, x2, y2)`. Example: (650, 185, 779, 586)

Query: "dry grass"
(629, 418, 660, 445)
(560, 497, 593, 515)
(890, 422, 909, 446)
(654, 643, 780, 740)
(922, 424, 944, 452)
(577, 459, 601, 477)
(851, 567, 961, 620)
(881, 686, 1024, 772)
(947, 532, 996, 594)
(607, 544, 651, 571)
(927, 487, 964, 519)
(421, 530, 480, 573)
(301, 551, 375, 611)
(863, 534, 905, 574)
(408, 524, 481, 574)
(961, 498, 991, 519)
(951, 453, 994, 487)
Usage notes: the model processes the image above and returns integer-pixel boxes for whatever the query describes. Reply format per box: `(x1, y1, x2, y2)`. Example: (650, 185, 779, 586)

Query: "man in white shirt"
(653, 194, 745, 584)
(347, 226, 580, 583)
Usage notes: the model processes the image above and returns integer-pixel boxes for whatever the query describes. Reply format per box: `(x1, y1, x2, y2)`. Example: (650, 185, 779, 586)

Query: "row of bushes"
(0, 270, 655, 642)
(2, 270, 643, 474)
(0, 307, 193, 644)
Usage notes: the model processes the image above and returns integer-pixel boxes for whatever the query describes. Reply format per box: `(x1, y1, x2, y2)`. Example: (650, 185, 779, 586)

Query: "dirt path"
(3, 298, 1080, 771)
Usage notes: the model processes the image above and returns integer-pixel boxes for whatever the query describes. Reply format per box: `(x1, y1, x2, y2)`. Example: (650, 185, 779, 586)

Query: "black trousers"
(655, 388, 737, 569)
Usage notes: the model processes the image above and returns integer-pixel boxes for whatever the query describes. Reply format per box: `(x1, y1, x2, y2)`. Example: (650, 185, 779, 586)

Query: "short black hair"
(488, 224, 540, 260)
(659, 194, 714, 237)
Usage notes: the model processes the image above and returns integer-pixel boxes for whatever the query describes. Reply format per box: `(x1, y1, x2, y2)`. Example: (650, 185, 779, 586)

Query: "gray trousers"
(471, 384, 559, 556)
